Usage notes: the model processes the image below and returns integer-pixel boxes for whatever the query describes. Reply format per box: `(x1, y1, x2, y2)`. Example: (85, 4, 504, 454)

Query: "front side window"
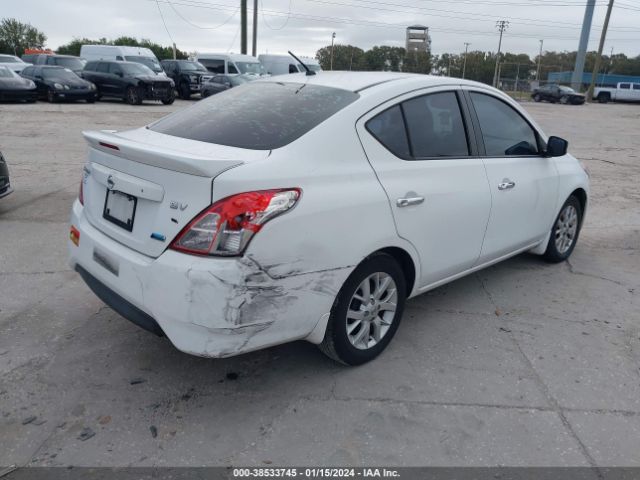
(97, 63, 110, 73)
(470, 92, 539, 156)
(402, 92, 469, 158)
(228, 62, 239, 74)
(150, 82, 359, 150)
(366, 105, 410, 158)
(21, 66, 34, 76)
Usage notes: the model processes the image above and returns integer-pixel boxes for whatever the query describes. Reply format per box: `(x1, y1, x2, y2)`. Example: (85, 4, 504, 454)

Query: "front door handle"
(396, 196, 425, 207)
(498, 180, 516, 190)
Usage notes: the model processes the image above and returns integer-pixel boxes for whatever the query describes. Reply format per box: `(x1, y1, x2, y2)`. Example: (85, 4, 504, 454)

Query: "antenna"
(288, 51, 315, 76)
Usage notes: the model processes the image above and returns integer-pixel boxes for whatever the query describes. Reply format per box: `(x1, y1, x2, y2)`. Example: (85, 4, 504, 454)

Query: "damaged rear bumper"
(68, 200, 351, 358)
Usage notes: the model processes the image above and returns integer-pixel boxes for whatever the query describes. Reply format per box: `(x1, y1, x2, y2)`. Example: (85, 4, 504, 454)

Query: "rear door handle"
(498, 180, 516, 190)
(396, 196, 425, 207)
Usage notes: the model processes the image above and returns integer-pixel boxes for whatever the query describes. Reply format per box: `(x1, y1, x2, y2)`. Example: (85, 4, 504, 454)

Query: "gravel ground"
(0, 98, 638, 468)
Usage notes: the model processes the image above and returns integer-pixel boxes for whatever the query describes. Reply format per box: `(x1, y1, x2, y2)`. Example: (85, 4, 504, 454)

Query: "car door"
(618, 83, 632, 101)
(632, 83, 640, 101)
(465, 89, 559, 262)
(107, 63, 127, 96)
(356, 87, 492, 288)
(91, 62, 112, 95)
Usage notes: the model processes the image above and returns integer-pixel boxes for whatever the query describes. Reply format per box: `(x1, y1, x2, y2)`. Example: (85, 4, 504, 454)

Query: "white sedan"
(68, 72, 589, 365)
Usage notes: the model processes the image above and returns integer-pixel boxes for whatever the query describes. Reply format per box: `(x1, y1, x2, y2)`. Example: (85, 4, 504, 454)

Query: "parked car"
(32, 54, 86, 73)
(259, 54, 322, 76)
(195, 53, 264, 76)
(21, 49, 54, 64)
(532, 85, 585, 104)
(0, 65, 37, 102)
(80, 45, 166, 76)
(160, 59, 212, 99)
(0, 54, 29, 74)
(0, 151, 13, 199)
(200, 74, 253, 97)
(68, 72, 589, 365)
(594, 82, 640, 103)
(21, 65, 97, 103)
(81, 61, 174, 105)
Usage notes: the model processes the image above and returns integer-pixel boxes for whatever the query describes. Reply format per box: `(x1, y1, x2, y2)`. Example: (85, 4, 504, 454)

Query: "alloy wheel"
(554, 204, 578, 254)
(346, 272, 398, 350)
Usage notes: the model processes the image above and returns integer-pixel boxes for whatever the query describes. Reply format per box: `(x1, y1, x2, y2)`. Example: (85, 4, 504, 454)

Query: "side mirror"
(545, 136, 568, 157)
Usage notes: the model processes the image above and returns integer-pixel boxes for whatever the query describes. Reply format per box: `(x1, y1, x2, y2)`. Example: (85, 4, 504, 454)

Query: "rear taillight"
(170, 189, 300, 256)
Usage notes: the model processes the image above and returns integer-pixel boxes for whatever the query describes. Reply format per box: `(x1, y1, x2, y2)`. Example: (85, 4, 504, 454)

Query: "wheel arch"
(570, 187, 588, 225)
(371, 246, 417, 298)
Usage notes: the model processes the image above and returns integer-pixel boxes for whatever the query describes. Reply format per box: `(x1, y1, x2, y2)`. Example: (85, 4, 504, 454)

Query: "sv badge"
(169, 201, 188, 211)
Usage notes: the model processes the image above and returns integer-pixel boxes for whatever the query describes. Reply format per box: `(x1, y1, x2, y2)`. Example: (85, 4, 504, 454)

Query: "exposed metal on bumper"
(69, 200, 350, 358)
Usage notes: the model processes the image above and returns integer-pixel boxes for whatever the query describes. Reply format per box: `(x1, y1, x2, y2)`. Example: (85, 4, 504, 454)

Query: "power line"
(261, 0, 293, 30)
(166, 0, 240, 29)
(144, 0, 640, 42)
(155, 0, 175, 43)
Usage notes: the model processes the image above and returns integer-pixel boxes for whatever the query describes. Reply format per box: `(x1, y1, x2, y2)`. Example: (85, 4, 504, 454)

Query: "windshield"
(121, 63, 155, 76)
(0, 66, 17, 78)
(56, 57, 85, 70)
(0, 55, 22, 64)
(150, 82, 359, 149)
(235, 61, 263, 75)
(180, 61, 207, 72)
(559, 86, 576, 93)
(42, 68, 80, 81)
(125, 56, 162, 72)
(230, 75, 252, 86)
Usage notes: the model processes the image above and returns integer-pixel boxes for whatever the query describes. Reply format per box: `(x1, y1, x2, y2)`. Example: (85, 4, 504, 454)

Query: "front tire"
(543, 195, 582, 263)
(126, 86, 142, 105)
(319, 253, 406, 366)
(179, 82, 191, 100)
(560, 95, 569, 104)
(533, 93, 541, 102)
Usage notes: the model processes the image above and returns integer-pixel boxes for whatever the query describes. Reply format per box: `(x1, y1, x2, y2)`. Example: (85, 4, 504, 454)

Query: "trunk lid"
(81, 128, 269, 258)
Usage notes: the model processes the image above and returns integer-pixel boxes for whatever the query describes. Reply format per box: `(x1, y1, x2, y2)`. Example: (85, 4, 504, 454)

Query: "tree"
(364, 46, 406, 71)
(0, 18, 47, 56)
(316, 44, 365, 71)
(403, 51, 431, 74)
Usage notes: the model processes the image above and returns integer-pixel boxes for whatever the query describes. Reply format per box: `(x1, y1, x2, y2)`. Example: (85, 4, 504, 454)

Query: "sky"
(4, 0, 640, 59)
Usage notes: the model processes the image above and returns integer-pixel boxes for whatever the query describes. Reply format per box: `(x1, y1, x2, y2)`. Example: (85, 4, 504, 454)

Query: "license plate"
(103, 190, 137, 231)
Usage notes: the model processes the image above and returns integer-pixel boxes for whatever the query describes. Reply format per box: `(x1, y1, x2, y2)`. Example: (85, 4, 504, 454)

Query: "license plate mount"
(103, 190, 137, 232)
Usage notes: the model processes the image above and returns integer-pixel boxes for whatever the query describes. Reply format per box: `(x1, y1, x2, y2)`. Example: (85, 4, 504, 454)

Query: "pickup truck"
(594, 82, 640, 103)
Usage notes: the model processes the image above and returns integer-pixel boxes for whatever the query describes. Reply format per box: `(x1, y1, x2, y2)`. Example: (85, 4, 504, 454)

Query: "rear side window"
(402, 92, 469, 157)
(470, 92, 539, 156)
(366, 105, 410, 158)
(199, 59, 224, 73)
(97, 63, 110, 73)
(150, 82, 359, 150)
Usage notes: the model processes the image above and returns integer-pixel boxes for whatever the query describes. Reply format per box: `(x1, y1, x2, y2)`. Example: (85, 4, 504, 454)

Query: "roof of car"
(258, 71, 487, 93)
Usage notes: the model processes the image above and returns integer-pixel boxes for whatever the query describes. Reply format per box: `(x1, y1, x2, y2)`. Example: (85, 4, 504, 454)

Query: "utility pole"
(240, 0, 247, 54)
(462, 42, 470, 79)
(536, 39, 543, 81)
(330, 32, 336, 70)
(571, 0, 596, 90)
(587, 0, 614, 102)
(492, 20, 509, 88)
(448, 55, 452, 76)
(251, 0, 258, 56)
(172, 42, 177, 60)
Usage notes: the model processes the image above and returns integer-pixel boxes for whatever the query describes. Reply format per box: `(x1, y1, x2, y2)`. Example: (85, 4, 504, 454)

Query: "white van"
(79, 45, 166, 76)
(195, 53, 264, 76)
(259, 54, 322, 76)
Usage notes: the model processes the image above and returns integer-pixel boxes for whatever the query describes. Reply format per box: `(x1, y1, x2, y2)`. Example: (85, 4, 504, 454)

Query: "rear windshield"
(150, 82, 359, 149)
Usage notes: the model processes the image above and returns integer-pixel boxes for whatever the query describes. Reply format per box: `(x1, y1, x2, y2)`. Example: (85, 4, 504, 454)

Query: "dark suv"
(160, 60, 212, 99)
(32, 54, 86, 73)
(81, 61, 175, 105)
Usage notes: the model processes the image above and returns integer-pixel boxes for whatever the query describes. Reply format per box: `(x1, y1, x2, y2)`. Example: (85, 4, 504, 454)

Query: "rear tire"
(533, 93, 541, 102)
(543, 195, 582, 263)
(598, 93, 610, 104)
(319, 253, 406, 366)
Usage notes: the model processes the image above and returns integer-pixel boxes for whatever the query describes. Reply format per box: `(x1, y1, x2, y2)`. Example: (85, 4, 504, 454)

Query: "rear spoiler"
(83, 130, 244, 177)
